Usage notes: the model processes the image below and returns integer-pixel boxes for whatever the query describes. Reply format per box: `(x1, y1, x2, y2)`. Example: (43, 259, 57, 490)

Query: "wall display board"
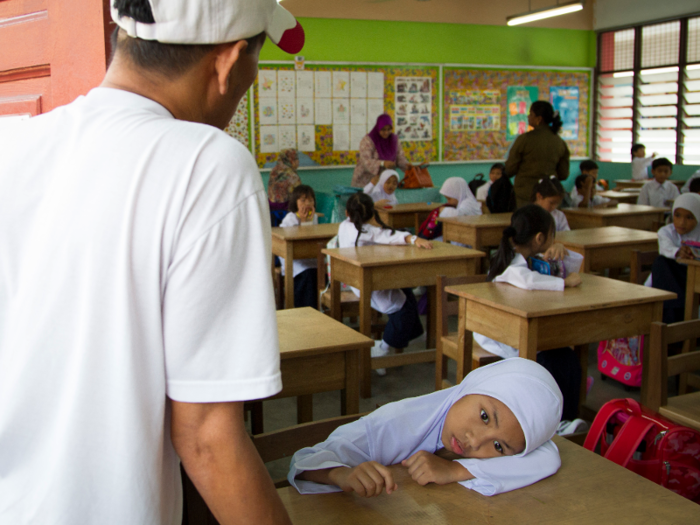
(224, 91, 250, 148)
(252, 64, 439, 168)
(442, 68, 590, 161)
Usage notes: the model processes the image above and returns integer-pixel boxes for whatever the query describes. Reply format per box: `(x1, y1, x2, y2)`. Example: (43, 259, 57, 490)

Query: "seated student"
(570, 160, 603, 204)
(681, 169, 700, 194)
(476, 163, 505, 202)
(486, 174, 516, 213)
(473, 205, 582, 421)
(651, 193, 700, 324)
(637, 157, 679, 208)
(419, 177, 481, 243)
(690, 177, 700, 195)
(288, 358, 563, 497)
(364, 169, 399, 207)
(631, 143, 656, 180)
(572, 174, 613, 208)
(531, 176, 570, 232)
(339, 193, 431, 375)
(279, 185, 321, 308)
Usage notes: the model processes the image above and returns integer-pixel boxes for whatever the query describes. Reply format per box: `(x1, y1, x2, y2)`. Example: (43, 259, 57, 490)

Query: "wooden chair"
(643, 320, 700, 433)
(630, 249, 658, 285)
(435, 274, 500, 390)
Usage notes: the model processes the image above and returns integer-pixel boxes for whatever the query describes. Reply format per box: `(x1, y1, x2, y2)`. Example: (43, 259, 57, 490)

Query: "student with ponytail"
(505, 101, 571, 208)
(531, 175, 570, 232)
(338, 193, 432, 375)
(477, 205, 583, 421)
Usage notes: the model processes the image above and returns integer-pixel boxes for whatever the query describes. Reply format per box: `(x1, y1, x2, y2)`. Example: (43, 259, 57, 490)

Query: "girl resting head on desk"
(288, 358, 563, 497)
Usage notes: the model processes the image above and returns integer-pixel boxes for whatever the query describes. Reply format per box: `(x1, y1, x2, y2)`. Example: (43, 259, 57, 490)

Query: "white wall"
(594, 0, 699, 30)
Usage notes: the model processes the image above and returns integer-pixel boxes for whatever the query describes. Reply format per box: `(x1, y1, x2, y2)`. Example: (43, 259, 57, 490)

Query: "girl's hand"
(298, 205, 315, 223)
(328, 463, 398, 497)
(402, 451, 471, 486)
(415, 238, 433, 250)
(543, 242, 567, 261)
(677, 245, 694, 260)
(564, 273, 582, 288)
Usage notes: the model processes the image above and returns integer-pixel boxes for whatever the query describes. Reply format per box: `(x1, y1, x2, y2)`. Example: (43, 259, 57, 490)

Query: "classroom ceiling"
(280, 0, 594, 30)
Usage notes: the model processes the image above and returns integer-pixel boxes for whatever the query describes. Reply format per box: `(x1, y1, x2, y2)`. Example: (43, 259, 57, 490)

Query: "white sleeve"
(637, 184, 650, 205)
(494, 265, 565, 291)
(440, 206, 459, 219)
(287, 419, 372, 494)
(476, 184, 489, 201)
(658, 225, 680, 259)
(363, 182, 375, 194)
(365, 225, 408, 245)
(279, 212, 298, 227)
(455, 440, 561, 496)
(669, 184, 680, 201)
(572, 194, 583, 207)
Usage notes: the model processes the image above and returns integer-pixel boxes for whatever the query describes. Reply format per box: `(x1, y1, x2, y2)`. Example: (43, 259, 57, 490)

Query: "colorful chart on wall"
(443, 68, 590, 161)
(252, 64, 439, 168)
(224, 91, 250, 148)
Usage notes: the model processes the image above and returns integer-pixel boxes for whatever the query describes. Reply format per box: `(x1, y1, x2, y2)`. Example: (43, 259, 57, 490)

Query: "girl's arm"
(494, 264, 565, 291)
(658, 225, 681, 259)
(279, 212, 299, 228)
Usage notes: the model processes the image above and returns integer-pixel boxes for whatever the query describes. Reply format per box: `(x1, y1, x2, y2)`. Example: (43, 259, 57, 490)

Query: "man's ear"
(215, 40, 249, 95)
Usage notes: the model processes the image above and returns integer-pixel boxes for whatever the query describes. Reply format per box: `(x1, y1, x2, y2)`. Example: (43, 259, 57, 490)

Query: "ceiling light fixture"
(507, 0, 584, 26)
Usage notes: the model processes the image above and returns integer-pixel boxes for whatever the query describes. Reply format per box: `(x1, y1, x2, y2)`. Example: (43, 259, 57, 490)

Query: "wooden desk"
(272, 308, 373, 424)
(272, 223, 339, 309)
(562, 203, 667, 231)
(681, 259, 700, 324)
(557, 226, 659, 273)
(446, 274, 674, 409)
(598, 189, 640, 204)
(615, 179, 684, 190)
(439, 213, 512, 272)
(323, 242, 484, 398)
(375, 202, 442, 230)
(278, 436, 700, 524)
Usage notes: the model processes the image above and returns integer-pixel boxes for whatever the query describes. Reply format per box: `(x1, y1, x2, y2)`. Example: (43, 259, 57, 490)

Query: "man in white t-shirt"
(0, 1, 304, 524)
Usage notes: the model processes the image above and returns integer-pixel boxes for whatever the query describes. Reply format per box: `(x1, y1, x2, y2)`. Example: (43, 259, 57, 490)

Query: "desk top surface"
(615, 179, 684, 187)
(277, 437, 700, 524)
(271, 223, 339, 241)
(376, 202, 442, 214)
(322, 241, 484, 267)
(445, 273, 675, 318)
(561, 203, 668, 217)
(438, 212, 513, 227)
(556, 226, 659, 248)
(598, 190, 640, 198)
(679, 258, 700, 268)
(277, 308, 373, 357)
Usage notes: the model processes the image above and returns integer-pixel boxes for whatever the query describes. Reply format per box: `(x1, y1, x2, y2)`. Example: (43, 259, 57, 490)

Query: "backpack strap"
(583, 399, 627, 451)
(604, 416, 655, 468)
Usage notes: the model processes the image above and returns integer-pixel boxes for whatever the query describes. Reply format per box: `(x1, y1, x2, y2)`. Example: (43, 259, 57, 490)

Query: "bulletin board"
(442, 67, 591, 161)
(251, 63, 440, 168)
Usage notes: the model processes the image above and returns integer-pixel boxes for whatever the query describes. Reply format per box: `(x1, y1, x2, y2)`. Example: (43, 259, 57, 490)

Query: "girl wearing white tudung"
(289, 358, 563, 497)
(438, 177, 482, 220)
(364, 169, 400, 207)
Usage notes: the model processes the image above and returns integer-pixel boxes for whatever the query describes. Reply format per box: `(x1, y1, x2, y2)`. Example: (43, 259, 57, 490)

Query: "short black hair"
(530, 176, 565, 202)
(631, 144, 645, 156)
(288, 185, 316, 213)
(575, 174, 591, 190)
(490, 163, 505, 174)
(689, 178, 700, 194)
(652, 157, 673, 170)
(579, 160, 598, 173)
(111, 0, 263, 76)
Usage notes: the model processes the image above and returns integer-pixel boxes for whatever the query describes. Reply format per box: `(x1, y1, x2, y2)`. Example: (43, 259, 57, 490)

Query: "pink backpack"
(597, 336, 643, 387)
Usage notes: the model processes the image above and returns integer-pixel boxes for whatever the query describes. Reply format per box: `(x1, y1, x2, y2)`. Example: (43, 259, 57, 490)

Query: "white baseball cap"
(111, 0, 305, 53)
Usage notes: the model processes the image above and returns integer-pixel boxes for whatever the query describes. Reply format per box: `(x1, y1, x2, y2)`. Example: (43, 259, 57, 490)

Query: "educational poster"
(296, 98, 314, 125)
(367, 99, 385, 130)
(277, 70, 295, 98)
(315, 98, 332, 125)
(448, 90, 501, 132)
(259, 125, 278, 153)
(279, 125, 296, 150)
(350, 98, 367, 125)
(333, 125, 350, 151)
(296, 71, 314, 98)
(298, 125, 315, 152)
(350, 124, 366, 151)
(258, 70, 276, 99)
(394, 77, 432, 141)
(350, 72, 367, 98)
(315, 71, 331, 98)
(278, 98, 296, 124)
(332, 99, 349, 124)
(550, 86, 580, 141)
(506, 86, 538, 140)
(367, 72, 385, 99)
(258, 99, 277, 125)
(332, 71, 350, 98)
(224, 91, 249, 148)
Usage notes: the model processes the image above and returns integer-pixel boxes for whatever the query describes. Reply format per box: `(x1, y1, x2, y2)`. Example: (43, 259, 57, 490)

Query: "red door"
(0, 0, 112, 118)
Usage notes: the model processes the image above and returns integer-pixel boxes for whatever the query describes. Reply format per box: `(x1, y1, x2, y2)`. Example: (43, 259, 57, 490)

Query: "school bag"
(597, 336, 643, 388)
(417, 206, 445, 240)
(399, 165, 433, 189)
(584, 398, 700, 503)
(468, 173, 487, 196)
(486, 175, 516, 213)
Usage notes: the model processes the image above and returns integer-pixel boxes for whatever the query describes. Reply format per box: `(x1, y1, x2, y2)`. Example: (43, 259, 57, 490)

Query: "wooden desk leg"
(341, 347, 360, 415)
(582, 253, 591, 274)
(518, 318, 539, 361)
(330, 262, 341, 321)
(359, 269, 373, 399)
(297, 395, 313, 424)
(458, 298, 474, 382)
(681, 268, 700, 393)
(284, 242, 295, 309)
(574, 344, 588, 416)
(426, 285, 437, 349)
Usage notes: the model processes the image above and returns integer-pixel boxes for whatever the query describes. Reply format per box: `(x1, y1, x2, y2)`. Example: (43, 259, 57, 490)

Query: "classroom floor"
(253, 314, 640, 482)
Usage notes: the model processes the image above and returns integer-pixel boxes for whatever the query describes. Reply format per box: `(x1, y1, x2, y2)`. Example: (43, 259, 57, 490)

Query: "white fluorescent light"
(507, 1, 583, 26)
(613, 71, 634, 78)
(640, 66, 679, 75)
(688, 64, 700, 71)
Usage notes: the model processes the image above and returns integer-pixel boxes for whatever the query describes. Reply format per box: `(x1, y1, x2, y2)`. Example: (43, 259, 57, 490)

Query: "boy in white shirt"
(631, 144, 656, 180)
(572, 174, 613, 208)
(569, 160, 604, 204)
(637, 157, 679, 208)
(476, 163, 505, 202)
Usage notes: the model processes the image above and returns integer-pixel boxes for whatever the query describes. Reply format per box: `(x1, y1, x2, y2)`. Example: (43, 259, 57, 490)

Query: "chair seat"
(441, 334, 501, 366)
(659, 392, 700, 433)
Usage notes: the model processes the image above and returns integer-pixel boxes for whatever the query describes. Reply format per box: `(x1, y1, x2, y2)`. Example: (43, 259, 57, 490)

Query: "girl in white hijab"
(439, 177, 482, 219)
(364, 169, 400, 207)
(288, 358, 563, 497)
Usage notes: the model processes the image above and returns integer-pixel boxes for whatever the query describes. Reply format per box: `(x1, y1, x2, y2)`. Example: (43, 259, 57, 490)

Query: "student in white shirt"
(570, 160, 605, 205)
(338, 192, 432, 375)
(531, 175, 570, 232)
(637, 157, 679, 208)
(279, 185, 320, 308)
(680, 169, 700, 194)
(418, 178, 481, 242)
(476, 205, 582, 420)
(631, 143, 656, 180)
(476, 163, 505, 202)
(364, 169, 399, 207)
(572, 174, 613, 208)
(288, 358, 563, 497)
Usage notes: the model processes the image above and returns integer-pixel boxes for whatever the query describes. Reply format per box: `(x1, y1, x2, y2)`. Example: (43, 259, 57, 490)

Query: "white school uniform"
(681, 169, 700, 193)
(570, 187, 609, 207)
(365, 170, 399, 206)
(338, 218, 407, 314)
(435, 177, 482, 243)
(288, 358, 563, 497)
(476, 180, 492, 201)
(632, 156, 654, 180)
(279, 212, 319, 277)
(474, 254, 564, 359)
(658, 193, 700, 259)
(637, 179, 680, 208)
(551, 208, 570, 232)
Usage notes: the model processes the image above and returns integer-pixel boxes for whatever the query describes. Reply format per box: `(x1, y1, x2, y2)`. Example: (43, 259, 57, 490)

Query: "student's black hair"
(288, 185, 316, 214)
(574, 174, 591, 191)
(631, 144, 645, 156)
(346, 193, 395, 247)
(689, 178, 700, 194)
(579, 160, 598, 173)
(530, 101, 563, 135)
(530, 176, 565, 202)
(487, 205, 555, 282)
(652, 157, 673, 170)
(110, 0, 264, 75)
(490, 162, 506, 174)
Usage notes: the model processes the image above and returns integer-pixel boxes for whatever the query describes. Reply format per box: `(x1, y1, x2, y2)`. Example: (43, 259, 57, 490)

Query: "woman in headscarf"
(288, 358, 563, 497)
(505, 101, 570, 208)
(267, 149, 302, 225)
(351, 114, 411, 188)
